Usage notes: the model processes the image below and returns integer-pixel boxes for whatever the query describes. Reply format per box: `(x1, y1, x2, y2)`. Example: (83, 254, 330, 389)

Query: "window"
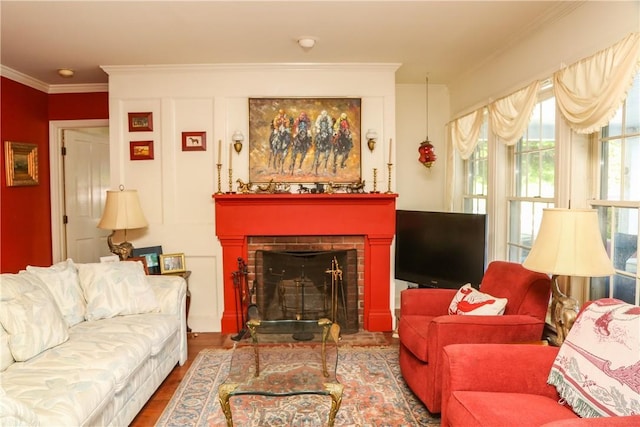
(463, 115, 488, 214)
(507, 95, 556, 263)
(590, 72, 640, 305)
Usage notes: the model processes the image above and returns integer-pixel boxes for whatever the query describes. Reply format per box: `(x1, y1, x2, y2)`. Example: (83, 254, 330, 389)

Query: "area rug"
(156, 345, 440, 426)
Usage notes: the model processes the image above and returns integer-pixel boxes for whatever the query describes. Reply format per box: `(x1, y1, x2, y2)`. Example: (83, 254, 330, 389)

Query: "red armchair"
(441, 343, 640, 426)
(398, 260, 551, 413)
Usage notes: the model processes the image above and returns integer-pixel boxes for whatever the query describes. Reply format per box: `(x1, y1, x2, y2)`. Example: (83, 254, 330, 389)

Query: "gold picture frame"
(4, 141, 39, 187)
(160, 253, 186, 274)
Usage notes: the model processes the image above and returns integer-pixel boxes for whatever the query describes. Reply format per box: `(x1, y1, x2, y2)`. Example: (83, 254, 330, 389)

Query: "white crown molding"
(1, 65, 49, 93)
(48, 83, 108, 94)
(101, 63, 402, 75)
(1, 65, 108, 94)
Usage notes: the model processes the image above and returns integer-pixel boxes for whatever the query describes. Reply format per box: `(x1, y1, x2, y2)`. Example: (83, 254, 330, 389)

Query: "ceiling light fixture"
(57, 68, 74, 78)
(297, 37, 316, 51)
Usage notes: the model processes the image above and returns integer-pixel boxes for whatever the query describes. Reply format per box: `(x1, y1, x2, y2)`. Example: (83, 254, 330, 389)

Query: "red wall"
(0, 77, 108, 272)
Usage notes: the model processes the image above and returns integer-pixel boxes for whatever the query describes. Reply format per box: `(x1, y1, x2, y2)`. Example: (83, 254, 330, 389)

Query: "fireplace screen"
(255, 249, 358, 333)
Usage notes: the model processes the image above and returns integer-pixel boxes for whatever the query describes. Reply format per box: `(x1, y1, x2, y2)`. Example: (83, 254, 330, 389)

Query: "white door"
(63, 128, 111, 262)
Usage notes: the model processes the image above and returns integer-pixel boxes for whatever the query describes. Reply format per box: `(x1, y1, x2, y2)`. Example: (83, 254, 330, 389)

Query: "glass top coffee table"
(218, 318, 342, 427)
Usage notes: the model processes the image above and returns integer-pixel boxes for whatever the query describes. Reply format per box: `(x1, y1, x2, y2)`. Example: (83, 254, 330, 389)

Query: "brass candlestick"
(371, 168, 379, 193)
(227, 168, 235, 194)
(215, 164, 223, 194)
(385, 163, 393, 194)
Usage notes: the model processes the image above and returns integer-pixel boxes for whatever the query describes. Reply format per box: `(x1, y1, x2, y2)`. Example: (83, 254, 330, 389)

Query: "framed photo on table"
(160, 253, 186, 274)
(132, 246, 163, 275)
(126, 256, 150, 275)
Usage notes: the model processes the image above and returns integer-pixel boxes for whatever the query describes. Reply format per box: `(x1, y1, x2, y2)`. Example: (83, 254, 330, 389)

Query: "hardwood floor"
(130, 331, 396, 426)
(130, 333, 227, 426)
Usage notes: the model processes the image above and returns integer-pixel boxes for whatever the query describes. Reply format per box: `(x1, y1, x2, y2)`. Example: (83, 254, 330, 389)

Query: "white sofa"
(0, 259, 187, 426)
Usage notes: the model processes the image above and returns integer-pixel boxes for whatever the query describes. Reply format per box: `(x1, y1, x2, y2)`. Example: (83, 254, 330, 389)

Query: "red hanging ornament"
(418, 139, 437, 168)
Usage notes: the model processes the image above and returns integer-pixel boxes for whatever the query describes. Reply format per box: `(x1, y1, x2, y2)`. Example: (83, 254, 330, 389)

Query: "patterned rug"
(156, 345, 440, 426)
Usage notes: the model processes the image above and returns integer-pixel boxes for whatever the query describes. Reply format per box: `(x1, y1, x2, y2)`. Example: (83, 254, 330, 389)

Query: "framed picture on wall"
(248, 97, 362, 184)
(129, 140, 154, 160)
(128, 112, 153, 132)
(4, 141, 39, 187)
(181, 131, 206, 151)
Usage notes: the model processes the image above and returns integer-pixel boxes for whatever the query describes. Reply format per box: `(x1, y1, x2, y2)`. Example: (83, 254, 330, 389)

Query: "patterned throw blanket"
(548, 298, 640, 417)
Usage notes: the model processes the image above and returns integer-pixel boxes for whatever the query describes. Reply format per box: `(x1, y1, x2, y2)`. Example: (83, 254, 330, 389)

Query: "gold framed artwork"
(181, 131, 206, 151)
(128, 112, 153, 132)
(248, 97, 362, 184)
(4, 141, 39, 187)
(160, 253, 186, 274)
(129, 140, 154, 160)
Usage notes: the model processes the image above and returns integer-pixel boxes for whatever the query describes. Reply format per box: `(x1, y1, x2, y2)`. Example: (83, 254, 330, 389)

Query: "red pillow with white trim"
(448, 284, 508, 315)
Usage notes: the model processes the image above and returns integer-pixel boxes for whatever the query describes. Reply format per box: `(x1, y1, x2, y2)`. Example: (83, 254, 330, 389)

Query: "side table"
(167, 270, 192, 333)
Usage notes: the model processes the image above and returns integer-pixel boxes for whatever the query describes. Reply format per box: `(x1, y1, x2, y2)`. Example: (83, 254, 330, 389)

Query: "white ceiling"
(1, 1, 581, 86)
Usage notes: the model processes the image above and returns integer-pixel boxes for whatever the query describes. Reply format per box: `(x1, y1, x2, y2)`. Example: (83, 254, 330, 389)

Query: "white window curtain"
(488, 80, 541, 146)
(449, 109, 485, 160)
(554, 32, 640, 134)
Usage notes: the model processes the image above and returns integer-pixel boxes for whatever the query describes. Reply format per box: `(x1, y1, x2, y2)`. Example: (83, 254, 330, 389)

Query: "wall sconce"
(365, 129, 378, 152)
(232, 130, 244, 154)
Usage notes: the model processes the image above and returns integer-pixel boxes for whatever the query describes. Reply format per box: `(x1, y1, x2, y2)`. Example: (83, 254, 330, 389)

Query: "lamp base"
(550, 274, 580, 346)
(107, 232, 134, 260)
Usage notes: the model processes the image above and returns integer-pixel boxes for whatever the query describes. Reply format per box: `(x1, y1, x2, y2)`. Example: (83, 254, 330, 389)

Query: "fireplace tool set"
(231, 257, 258, 341)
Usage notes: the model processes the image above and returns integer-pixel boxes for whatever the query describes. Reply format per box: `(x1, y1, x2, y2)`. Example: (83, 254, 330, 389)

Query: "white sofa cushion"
(0, 272, 69, 362)
(77, 261, 159, 321)
(0, 387, 40, 426)
(26, 259, 86, 327)
(0, 325, 14, 372)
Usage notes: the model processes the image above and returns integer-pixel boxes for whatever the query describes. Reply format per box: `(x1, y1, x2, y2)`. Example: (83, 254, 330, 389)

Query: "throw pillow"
(0, 272, 69, 361)
(547, 298, 640, 417)
(448, 283, 508, 315)
(0, 325, 14, 372)
(0, 388, 40, 426)
(77, 261, 159, 321)
(26, 259, 86, 327)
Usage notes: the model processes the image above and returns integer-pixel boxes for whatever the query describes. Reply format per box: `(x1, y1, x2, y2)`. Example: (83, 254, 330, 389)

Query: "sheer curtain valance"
(554, 32, 640, 134)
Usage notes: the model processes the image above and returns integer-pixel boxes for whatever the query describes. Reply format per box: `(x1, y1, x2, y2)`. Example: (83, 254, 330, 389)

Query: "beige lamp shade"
(97, 189, 148, 231)
(523, 208, 614, 277)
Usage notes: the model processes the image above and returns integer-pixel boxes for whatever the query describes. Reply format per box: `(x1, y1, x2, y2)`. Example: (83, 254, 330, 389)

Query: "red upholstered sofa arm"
(400, 288, 457, 316)
(441, 343, 561, 426)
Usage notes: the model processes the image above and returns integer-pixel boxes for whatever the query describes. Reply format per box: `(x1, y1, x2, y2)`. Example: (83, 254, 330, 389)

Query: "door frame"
(49, 119, 109, 263)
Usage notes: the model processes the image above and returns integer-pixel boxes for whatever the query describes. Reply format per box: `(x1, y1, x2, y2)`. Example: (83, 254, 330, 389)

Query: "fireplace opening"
(255, 249, 358, 333)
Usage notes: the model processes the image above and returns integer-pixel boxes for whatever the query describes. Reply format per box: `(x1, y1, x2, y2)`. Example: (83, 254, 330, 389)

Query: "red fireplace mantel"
(213, 193, 397, 333)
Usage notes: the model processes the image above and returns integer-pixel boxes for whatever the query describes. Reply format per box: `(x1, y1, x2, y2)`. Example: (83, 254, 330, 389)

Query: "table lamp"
(523, 208, 615, 345)
(97, 187, 148, 260)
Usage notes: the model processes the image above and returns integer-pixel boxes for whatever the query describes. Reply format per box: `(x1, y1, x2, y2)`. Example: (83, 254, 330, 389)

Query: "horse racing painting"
(248, 98, 361, 183)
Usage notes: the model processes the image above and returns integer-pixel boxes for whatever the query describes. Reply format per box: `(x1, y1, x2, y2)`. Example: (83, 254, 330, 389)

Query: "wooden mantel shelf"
(213, 192, 397, 333)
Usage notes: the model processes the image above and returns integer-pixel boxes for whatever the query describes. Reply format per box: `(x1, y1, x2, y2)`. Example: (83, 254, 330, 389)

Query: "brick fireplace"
(213, 193, 397, 333)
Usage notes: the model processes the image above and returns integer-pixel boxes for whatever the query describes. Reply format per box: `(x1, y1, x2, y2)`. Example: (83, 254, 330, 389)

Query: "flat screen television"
(395, 210, 487, 289)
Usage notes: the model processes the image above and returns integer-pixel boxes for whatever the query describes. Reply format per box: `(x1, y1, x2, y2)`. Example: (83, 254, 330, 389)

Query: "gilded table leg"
(325, 383, 344, 427)
(218, 383, 239, 427)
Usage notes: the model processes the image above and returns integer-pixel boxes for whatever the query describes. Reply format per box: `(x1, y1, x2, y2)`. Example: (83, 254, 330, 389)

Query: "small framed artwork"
(181, 131, 206, 151)
(130, 140, 154, 160)
(128, 112, 153, 132)
(99, 255, 120, 263)
(4, 141, 39, 187)
(132, 245, 163, 275)
(126, 256, 150, 275)
(160, 253, 186, 274)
